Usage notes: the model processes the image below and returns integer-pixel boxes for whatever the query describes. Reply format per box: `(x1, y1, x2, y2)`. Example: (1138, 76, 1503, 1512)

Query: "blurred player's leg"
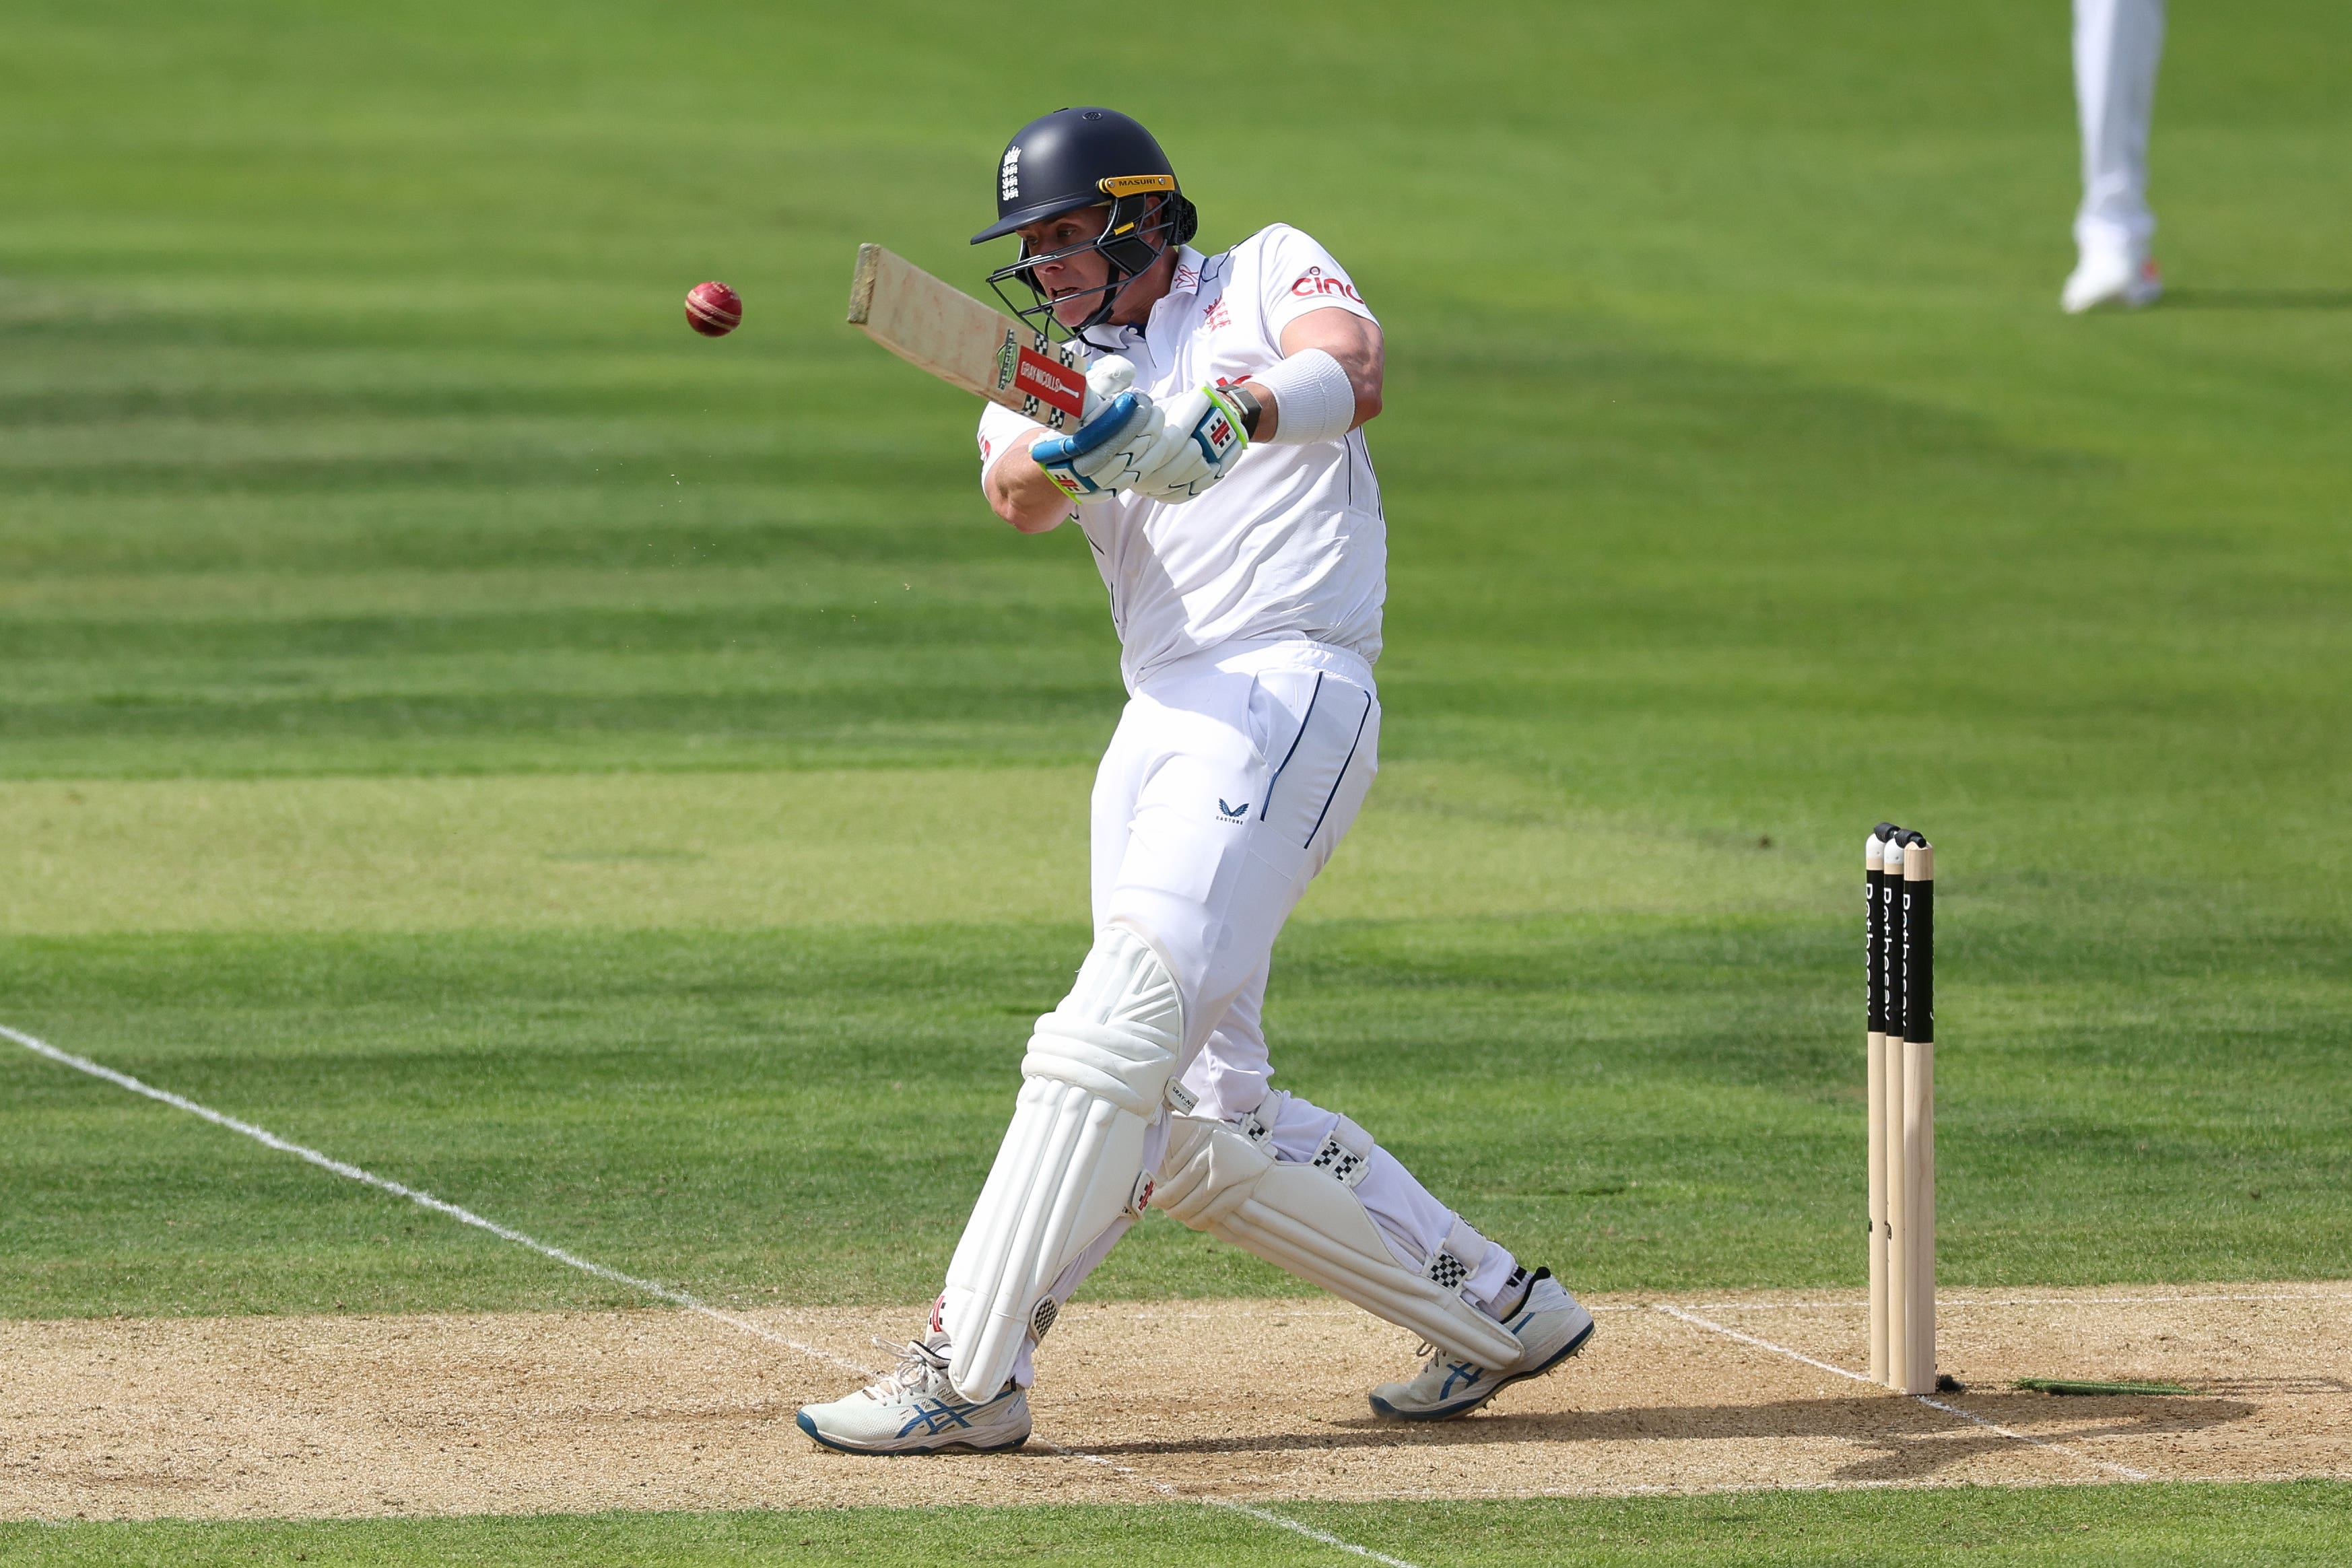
(2067, 0, 2166, 312)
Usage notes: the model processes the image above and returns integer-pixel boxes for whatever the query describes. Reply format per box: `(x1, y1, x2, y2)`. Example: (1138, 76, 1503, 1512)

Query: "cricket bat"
(846, 243, 1092, 430)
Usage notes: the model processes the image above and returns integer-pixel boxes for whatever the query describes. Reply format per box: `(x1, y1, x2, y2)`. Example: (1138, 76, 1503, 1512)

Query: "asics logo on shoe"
(1438, 1361, 1484, 1399)
(897, 1399, 978, 1437)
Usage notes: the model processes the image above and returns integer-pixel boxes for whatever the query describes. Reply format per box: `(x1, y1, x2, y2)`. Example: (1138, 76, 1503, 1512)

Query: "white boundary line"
(1652, 1305, 2151, 1481)
(4, 1024, 1424, 1568)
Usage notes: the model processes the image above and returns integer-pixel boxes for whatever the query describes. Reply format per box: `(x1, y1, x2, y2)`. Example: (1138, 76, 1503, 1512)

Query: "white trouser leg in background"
(2073, 0, 2165, 260)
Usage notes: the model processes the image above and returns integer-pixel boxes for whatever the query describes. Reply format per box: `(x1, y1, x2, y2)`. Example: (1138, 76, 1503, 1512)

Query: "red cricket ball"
(684, 280, 742, 337)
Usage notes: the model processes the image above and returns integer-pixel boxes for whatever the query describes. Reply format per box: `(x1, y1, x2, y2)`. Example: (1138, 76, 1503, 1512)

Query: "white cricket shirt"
(977, 225, 1386, 692)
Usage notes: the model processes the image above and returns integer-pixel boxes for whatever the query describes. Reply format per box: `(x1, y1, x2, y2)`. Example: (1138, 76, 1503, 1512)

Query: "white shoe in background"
(2063, 249, 2163, 313)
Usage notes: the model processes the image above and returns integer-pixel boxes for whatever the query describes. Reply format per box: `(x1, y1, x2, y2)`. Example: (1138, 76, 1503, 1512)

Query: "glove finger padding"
(1032, 389, 1164, 503)
(1080, 353, 1137, 419)
(1128, 386, 1248, 504)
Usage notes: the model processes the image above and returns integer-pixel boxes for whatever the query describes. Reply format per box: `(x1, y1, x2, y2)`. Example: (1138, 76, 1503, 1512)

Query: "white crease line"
(1910, 1394, 2149, 1480)
(1652, 1305, 1877, 1385)
(2, 1024, 872, 1377)
(1652, 1305, 2152, 1482)
(1663, 1300, 1872, 1312)
(6, 1023, 1425, 1568)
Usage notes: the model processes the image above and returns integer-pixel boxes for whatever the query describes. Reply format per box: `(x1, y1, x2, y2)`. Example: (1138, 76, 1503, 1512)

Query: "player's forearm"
(984, 430, 1074, 533)
(1234, 364, 1380, 443)
(1330, 343, 1385, 428)
(1246, 316, 1386, 440)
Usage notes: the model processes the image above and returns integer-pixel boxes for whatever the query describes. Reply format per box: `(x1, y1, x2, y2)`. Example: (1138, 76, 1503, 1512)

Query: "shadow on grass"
(1068, 1393, 2257, 1485)
(2160, 288, 2352, 310)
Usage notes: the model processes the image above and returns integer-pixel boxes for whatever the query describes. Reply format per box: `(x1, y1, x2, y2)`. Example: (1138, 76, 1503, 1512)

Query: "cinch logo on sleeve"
(1288, 265, 1364, 303)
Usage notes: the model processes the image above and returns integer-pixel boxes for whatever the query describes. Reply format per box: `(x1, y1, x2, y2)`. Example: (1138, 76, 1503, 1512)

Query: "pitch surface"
(8, 1289, 2349, 1520)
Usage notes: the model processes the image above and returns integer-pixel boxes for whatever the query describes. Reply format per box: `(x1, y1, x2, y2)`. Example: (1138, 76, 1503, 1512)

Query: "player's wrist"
(1217, 382, 1266, 439)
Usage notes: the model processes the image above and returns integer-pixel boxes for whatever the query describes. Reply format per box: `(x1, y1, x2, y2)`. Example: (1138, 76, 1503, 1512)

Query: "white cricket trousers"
(2074, 0, 2165, 257)
(999, 638, 1524, 1385)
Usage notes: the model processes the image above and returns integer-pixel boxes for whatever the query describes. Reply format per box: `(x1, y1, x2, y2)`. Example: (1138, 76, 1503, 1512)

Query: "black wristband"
(1219, 382, 1264, 438)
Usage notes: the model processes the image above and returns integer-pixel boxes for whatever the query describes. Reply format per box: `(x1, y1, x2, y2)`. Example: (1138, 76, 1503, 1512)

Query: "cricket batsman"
(797, 108, 1592, 1454)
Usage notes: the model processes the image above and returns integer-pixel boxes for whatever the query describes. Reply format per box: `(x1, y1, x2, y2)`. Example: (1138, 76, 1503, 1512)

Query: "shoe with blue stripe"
(796, 1331, 1031, 1454)
(1368, 1267, 1594, 1421)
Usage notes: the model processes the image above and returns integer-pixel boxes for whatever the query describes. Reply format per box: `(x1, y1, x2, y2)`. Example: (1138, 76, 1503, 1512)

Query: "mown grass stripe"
(0, 1020, 871, 1374)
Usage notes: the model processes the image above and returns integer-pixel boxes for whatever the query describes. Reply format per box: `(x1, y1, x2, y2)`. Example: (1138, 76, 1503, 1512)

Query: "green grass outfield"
(3, 0, 2348, 1561)
(6, 1485, 2351, 1568)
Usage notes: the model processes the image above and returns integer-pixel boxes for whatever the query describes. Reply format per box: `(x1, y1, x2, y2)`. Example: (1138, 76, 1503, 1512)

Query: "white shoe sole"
(794, 1396, 1030, 1455)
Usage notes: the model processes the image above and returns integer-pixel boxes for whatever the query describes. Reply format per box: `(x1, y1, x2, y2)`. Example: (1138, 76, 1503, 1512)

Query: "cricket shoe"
(2062, 249, 2162, 314)
(795, 1332, 1030, 1454)
(1368, 1268, 1594, 1421)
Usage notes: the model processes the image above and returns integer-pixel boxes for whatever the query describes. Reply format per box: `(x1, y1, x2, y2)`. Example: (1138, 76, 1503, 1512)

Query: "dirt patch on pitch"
(3, 1285, 2346, 1521)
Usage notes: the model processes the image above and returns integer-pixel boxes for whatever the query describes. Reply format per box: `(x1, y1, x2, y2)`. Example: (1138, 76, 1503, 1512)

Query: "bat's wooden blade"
(846, 243, 1089, 430)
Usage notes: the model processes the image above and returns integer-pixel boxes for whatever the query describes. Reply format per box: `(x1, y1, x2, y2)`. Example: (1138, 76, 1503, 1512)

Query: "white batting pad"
(1155, 1113, 1523, 1368)
(942, 926, 1184, 1401)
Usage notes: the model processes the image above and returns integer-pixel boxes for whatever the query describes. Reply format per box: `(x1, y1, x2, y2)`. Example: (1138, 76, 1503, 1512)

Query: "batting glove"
(1031, 356, 1164, 504)
(1124, 384, 1248, 504)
